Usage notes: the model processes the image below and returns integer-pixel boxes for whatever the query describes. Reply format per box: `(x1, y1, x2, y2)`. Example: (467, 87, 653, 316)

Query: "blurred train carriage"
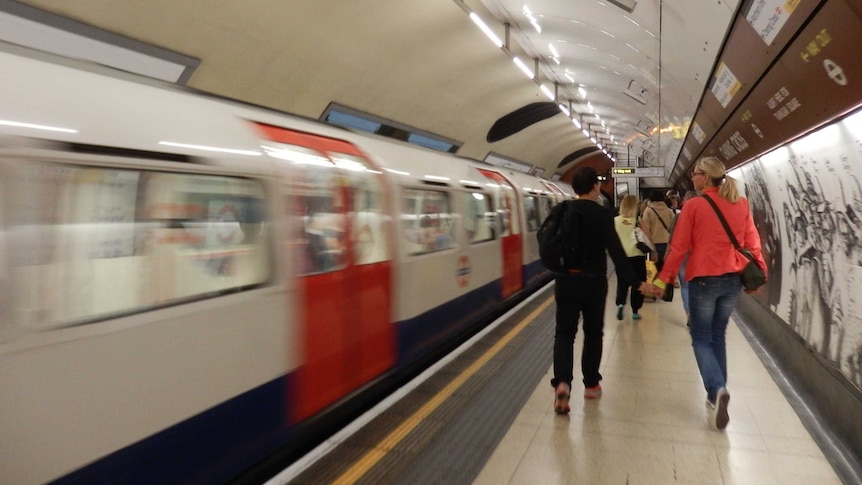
(0, 46, 573, 484)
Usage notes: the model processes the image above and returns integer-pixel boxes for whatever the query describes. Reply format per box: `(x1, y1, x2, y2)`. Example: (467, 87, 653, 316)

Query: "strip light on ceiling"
(469, 13, 503, 48)
(512, 57, 534, 79)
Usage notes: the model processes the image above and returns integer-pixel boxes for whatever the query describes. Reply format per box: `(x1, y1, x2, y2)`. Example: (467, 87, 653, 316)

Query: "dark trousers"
(551, 274, 608, 389)
(615, 255, 647, 312)
(654, 243, 668, 272)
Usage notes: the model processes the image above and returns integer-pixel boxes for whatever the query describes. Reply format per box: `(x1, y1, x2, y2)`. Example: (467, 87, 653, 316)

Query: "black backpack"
(537, 200, 583, 273)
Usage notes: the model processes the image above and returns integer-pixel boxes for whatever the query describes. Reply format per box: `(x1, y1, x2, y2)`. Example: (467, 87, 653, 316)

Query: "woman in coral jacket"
(651, 157, 767, 431)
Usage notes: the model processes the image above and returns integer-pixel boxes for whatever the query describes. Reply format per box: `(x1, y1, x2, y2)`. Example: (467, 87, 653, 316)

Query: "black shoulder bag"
(702, 195, 766, 291)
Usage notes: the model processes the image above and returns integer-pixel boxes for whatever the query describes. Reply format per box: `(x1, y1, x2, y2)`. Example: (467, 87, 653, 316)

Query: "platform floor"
(272, 277, 843, 485)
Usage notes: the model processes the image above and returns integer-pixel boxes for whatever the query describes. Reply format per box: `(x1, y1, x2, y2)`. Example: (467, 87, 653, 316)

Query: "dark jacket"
(561, 199, 640, 286)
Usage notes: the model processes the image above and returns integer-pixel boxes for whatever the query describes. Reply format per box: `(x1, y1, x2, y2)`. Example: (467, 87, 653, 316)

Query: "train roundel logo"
(456, 255, 471, 287)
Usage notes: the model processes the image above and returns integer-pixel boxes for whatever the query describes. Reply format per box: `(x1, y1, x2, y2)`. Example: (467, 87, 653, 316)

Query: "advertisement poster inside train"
(734, 108, 862, 391)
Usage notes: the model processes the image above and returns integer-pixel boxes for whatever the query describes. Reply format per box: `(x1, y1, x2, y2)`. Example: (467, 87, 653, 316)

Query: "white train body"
(0, 46, 572, 483)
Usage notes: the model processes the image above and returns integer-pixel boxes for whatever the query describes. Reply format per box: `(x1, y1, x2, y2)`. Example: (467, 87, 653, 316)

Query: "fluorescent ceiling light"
(469, 13, 503, 48)
(572, 118, 582, 129)
(425, 175, 450, 181)
(578, 86, 587, 98)
(549, 44, 560, 58)
(0, 119, 77, 133)
(512, 57, 534, 79)
(540, 84, 554, 100)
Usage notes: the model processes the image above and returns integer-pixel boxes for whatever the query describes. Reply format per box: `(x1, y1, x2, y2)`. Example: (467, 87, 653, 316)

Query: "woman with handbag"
(613, 195, 650, 320)
(650, 157, 767, 431)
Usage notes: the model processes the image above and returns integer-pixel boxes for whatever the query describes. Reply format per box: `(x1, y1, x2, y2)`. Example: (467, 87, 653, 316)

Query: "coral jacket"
(656, 186, 766, 284)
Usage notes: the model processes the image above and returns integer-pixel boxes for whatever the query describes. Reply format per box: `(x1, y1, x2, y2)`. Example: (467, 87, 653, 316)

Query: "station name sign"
(612, 167, 663, 177)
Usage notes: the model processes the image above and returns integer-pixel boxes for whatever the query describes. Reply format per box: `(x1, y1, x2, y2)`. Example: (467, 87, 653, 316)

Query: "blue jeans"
(679, 258, 689, 315)
(688, 273, 742, 403)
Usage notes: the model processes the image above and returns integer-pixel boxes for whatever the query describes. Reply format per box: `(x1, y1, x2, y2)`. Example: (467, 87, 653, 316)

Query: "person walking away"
(552, 167, 653, 414)
(641, 189, 674, 271)
(613, 195, 648, 321)
(649, 157, 766, 430)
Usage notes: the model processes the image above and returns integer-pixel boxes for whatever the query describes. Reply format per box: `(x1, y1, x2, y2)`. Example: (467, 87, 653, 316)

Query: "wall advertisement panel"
(733, 105, 862, 391)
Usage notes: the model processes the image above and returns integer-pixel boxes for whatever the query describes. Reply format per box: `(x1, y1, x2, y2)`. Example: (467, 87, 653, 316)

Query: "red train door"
(255, 124, 395, 423)
(476, 169, 523, 299)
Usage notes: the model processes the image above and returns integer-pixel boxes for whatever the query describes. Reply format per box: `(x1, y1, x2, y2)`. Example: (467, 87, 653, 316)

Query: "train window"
(401, 189, 456, 255)
(332, 153, 390, 265)
(538, 196, 554, 223)
(464, 192, 495, 243)
(2, 161, 270, 329)
(523, 196, 541, 232)
(274, 145, 347, 275)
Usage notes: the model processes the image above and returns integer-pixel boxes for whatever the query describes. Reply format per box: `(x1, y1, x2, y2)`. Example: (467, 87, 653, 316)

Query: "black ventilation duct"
(558, 147, 600, 168)
(487, 102, 560, 142)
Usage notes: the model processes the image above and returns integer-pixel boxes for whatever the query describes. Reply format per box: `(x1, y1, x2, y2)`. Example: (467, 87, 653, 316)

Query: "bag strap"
(702, 194, 742, 251)
(649, 206, 671, 232)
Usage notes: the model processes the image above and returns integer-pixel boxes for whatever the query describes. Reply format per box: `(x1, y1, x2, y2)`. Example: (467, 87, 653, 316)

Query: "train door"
(476, 169, 522, 298)
(255, 124, 394, 423)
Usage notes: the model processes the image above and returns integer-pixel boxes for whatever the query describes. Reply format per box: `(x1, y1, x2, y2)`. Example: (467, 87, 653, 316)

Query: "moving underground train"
(0, 47, 576, 483)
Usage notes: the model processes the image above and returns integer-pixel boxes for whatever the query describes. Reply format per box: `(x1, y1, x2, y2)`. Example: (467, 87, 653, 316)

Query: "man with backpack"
(547, 166, 653, 414)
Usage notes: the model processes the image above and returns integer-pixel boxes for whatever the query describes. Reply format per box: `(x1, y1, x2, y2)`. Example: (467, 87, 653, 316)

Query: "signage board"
(612, 167, 663, 177)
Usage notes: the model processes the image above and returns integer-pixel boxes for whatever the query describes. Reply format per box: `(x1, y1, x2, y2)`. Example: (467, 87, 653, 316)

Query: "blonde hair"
(619, 194, 638, 218)
(696, 156, 739, 203)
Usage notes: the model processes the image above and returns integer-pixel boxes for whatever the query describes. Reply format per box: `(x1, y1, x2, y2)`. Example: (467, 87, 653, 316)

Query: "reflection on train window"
(538, 196, 554, 224)
(464, 192, 495, 243)
(2, 162, 270, 329)
(333, 153, 390, 265)
(524, 196, 541, 232)
(275, 145, 346, 275)
(401, 188, 456, 255)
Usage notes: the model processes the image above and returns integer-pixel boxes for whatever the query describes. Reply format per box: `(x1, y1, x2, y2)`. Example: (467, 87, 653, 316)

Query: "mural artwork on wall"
(733, 109, 862, 392)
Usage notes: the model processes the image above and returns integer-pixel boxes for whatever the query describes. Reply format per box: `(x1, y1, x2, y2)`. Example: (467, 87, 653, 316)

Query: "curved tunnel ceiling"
(8, 0, 741, 185)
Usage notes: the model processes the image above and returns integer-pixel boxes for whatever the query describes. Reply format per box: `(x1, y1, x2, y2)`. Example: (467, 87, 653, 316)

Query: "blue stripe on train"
(523, 260, 549, 289)
(52, 270, 545, 483)
(51, 377, 289, 485)
(396, 279, 502, 366)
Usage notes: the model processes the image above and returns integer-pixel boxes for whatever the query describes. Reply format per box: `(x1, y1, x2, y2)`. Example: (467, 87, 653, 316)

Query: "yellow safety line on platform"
(332, 295, 554, 485)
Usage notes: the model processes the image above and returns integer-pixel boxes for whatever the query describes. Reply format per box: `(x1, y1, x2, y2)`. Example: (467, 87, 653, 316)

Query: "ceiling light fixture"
(469, 13, 503, 48)
(624, 80, 647, 105)
(513, 56, 534, 79)
(608, 0, 637, 13)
